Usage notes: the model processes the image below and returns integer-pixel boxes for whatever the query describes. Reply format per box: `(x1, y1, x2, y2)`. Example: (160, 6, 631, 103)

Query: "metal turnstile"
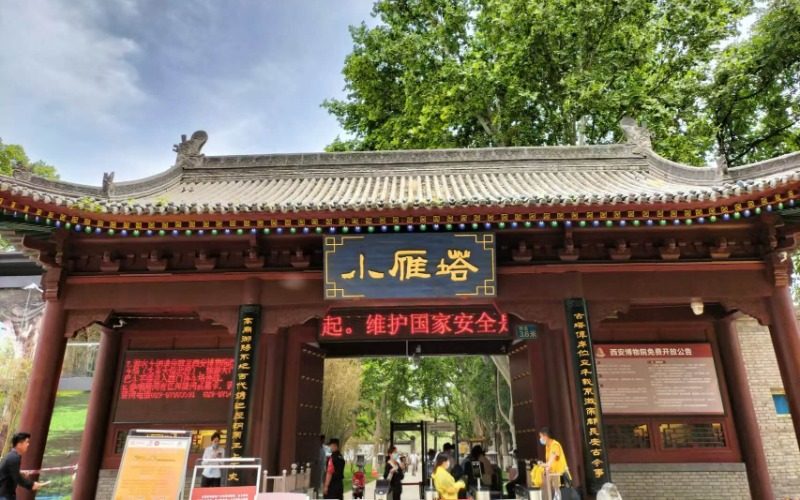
(375, 479, 391, 500)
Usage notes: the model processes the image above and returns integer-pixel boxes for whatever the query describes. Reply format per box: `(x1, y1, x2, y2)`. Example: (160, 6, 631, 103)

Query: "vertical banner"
(564, 298, 611, 494)
(227, 304, 261, 484)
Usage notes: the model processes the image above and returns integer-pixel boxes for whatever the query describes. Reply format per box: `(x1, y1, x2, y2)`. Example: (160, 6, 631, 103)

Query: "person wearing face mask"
(383, 446, 404, 500)
(432, 453, 466, 500)
(324, 438, 345, 500)
(538, 428, 568, 499)
(201, 432, 224, 487)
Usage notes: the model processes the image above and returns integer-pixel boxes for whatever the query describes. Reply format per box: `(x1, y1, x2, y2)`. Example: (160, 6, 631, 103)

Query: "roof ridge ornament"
(102, 172, 115, 197)
(619, 116, 652, 152)
(173, 130, 208, 169)
(715, 155, 729, 175)
(11, 159, 32, 181)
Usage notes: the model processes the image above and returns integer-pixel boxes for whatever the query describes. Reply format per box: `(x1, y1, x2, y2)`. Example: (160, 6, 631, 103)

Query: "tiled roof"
(1, 133, 799, 217)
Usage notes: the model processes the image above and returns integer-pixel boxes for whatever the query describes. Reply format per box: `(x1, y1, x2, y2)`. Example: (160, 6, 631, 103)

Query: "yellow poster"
(113, 434, 192, 500)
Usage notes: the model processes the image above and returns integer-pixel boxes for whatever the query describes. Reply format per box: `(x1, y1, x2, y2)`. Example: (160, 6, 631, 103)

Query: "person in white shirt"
(201, 432, 224, 487)
(410, 452, 419, 476)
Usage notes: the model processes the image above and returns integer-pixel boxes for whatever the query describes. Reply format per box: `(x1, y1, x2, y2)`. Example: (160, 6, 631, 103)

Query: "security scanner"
(374, 479, 391, 500)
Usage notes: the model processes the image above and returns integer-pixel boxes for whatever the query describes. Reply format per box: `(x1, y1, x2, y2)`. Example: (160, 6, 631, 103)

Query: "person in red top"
(352, 463, 366, 499)
(323, 438, 345, 500)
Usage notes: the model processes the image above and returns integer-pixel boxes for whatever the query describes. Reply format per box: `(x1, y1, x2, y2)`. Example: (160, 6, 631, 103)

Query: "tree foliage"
(345, 356, 511, 451)
(355, 358, 414, 450)
(322, 359, 363, 445)
(710, 0, 800, 166)
(325, 0, 799, 167)
(0, 140, 59, 251)
(0, 139, 58, 180)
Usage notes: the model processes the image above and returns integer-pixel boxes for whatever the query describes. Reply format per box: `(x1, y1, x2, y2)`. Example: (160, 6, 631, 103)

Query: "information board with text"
(595, 343, 724, 415)
(113, 430, 192, 500)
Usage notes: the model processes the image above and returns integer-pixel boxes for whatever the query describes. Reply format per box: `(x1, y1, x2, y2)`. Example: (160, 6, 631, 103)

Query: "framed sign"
(324, 233, 496, 299)
(112, 429, 192, 500)
(320, 306, 510, 341)
(115, 350, 234, 424)
(515, 324, 538, 340)
(595, 343, 724, 415)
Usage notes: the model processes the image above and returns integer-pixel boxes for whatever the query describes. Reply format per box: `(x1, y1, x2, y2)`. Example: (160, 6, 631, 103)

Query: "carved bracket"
(263, 305, 326, 333)
(197, 307, 240, 335)
(64, 309, 113, 338)
(587, 301, 632, 329)
(42, 267, 63, 302)
(498, 301, 565, 331)
(720, 298, 771, 326)
(766, 250, 792, 287)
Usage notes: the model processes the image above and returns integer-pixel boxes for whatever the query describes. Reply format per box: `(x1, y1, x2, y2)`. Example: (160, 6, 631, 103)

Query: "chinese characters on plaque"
(565, 298, 610, 495)
(324, 233, 496, 299)
(227, 305, 260, 484)
(320, 307, 510, 340)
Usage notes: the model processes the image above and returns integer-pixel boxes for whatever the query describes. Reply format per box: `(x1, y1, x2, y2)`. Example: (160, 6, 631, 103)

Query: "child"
(352, 464, 366, 499)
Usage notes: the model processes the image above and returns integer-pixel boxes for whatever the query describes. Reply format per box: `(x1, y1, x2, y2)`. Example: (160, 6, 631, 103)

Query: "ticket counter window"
(659, 423, 726, 449)
(606, 424, 650, 449)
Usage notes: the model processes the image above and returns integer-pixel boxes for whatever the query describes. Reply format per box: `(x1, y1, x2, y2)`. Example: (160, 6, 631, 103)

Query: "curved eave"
(0, 145, 799, 233)
(0, 180, 797, 237)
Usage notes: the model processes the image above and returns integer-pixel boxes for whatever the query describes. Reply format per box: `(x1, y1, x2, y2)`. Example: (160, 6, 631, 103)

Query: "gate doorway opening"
(277, 317, 568, 498)
(389, 420, 459, 499)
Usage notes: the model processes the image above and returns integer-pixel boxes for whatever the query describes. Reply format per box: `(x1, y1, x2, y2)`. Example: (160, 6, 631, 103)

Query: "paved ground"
(345, 467, 423, 500)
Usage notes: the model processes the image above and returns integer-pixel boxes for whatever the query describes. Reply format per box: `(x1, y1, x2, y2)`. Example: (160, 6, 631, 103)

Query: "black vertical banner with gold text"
(564, 298, 611, 494)
(226, 304, 260, 484)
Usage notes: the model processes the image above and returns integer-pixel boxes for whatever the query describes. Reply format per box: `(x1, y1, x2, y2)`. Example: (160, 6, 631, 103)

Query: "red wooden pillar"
(258, 331, 287, 474)
(72, 327, 121, 500)
(715, 317, 774, 500)
(767, 286, 800, 449)
(17, 300, 67, 500)
(552, 327, 583, 491)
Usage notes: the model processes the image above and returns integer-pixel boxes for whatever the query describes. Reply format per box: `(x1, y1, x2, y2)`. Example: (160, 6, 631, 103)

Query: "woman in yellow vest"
(539, 427, 568, 499)
(431, 453, 466, 500)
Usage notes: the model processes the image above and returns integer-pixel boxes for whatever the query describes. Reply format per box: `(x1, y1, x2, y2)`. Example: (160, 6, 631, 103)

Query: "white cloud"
(0, 0, 147, 128)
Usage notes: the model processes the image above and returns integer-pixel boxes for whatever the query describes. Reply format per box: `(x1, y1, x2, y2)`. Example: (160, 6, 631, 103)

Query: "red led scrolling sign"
(114, 350, 234, 424)
(319, 306, 510, 341)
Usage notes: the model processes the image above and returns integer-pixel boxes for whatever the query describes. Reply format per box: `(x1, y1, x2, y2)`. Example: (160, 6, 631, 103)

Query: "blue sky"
(0, 0, 374, 185)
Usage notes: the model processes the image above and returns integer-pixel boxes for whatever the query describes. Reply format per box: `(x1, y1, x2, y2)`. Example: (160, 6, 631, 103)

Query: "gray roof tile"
(1, 143, 799, 217)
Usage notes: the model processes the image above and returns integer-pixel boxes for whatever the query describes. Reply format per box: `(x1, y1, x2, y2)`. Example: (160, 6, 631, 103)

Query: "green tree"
(356, 358, 414, 452)
(0, 140, 59, 250)
(325, 0, 753, 165)
(322, 358, 363, 446)
(0, 139, 58, 179)
(708, 0, 800, 166)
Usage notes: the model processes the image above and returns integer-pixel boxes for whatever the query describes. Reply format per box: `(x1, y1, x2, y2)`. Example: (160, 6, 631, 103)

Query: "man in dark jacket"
(323, 438, 345, 500)
(0, 432, 44, 500)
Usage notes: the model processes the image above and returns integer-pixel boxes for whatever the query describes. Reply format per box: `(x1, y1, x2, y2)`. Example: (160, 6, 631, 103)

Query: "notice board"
(112, 430, 192, 500)
(595, 343, 724, 415)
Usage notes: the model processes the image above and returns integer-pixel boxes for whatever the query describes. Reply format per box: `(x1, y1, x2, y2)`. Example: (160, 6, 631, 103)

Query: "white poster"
(595, 343, 724, 415)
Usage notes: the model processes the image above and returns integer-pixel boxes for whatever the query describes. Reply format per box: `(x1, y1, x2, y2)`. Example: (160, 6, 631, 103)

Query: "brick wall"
(736, 316, 800, 499)
(611, 463, 749, 500)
